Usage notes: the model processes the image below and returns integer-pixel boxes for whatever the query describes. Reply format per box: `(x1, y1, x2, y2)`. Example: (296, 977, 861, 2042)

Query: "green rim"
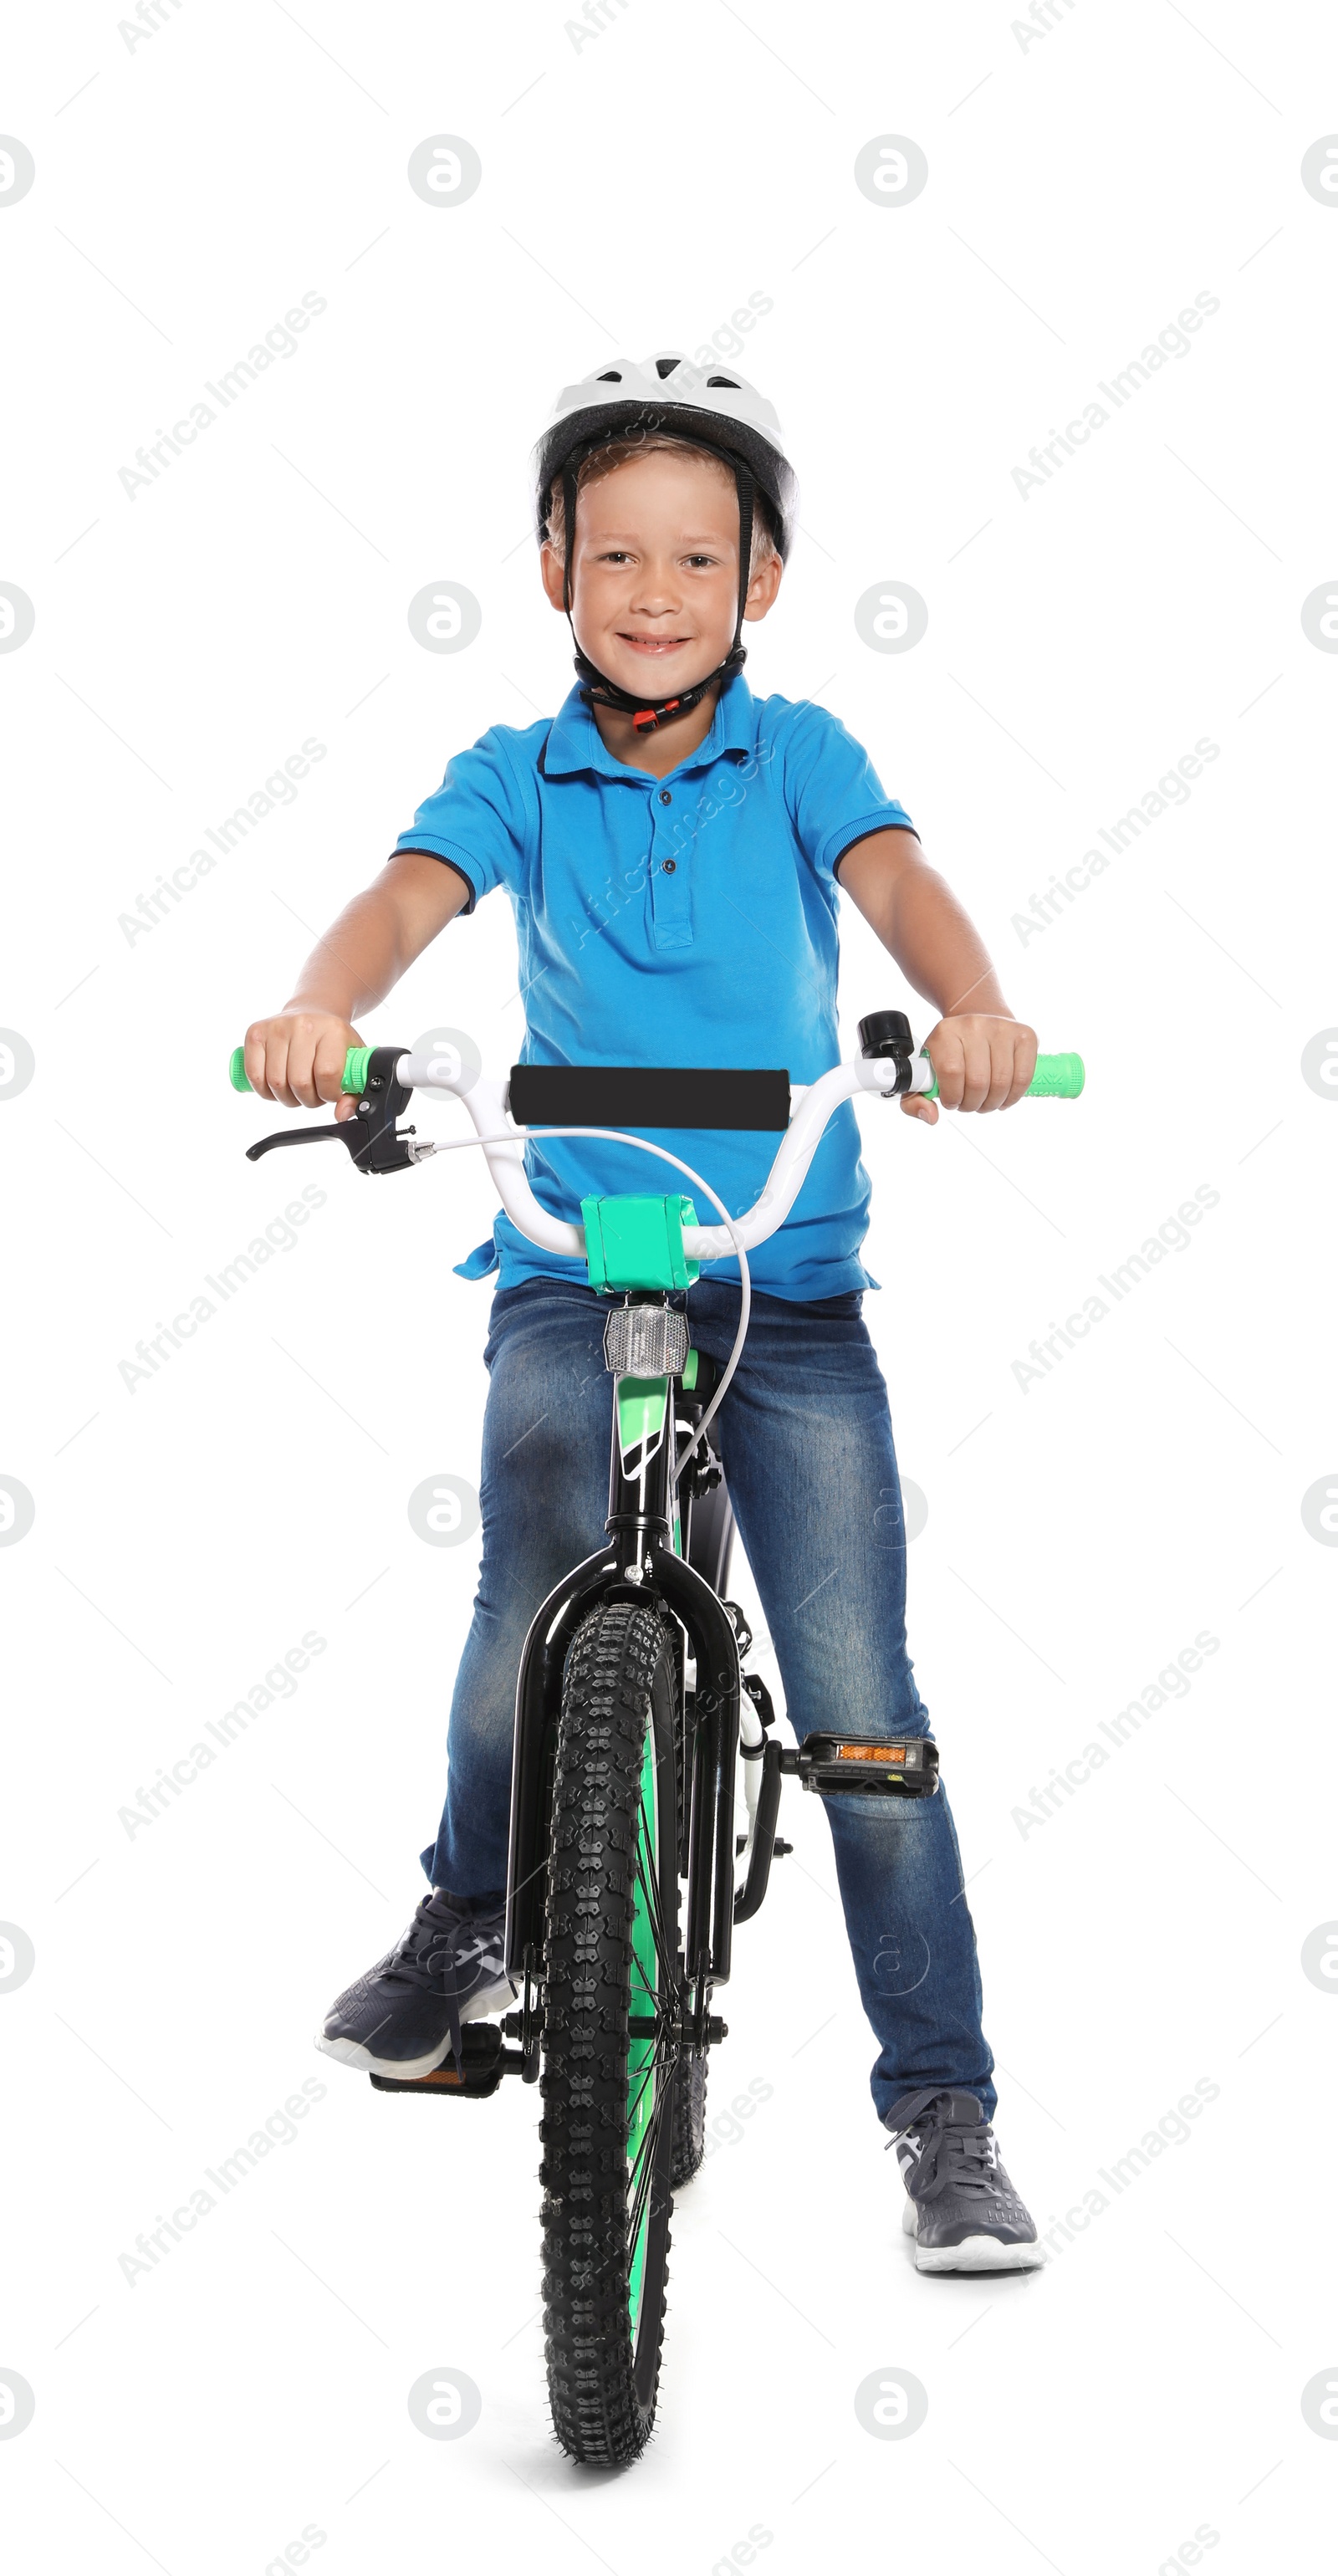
(626, 1724, 659, 2339)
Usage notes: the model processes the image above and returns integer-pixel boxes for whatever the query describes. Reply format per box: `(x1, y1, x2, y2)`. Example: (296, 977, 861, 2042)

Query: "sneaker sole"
(315, 1975, 516, 2081)
(913, 2236, 1049, 2272)
(316, 2029, 458, 2079)
(902, 2199, 1047, 2271)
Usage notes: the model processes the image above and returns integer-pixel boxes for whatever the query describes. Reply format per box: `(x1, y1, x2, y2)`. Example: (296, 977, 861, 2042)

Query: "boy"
(242, 352, 1045, 2272)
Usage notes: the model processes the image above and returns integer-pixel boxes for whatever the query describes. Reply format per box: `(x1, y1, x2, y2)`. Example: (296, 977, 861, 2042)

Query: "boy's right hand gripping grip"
(228, 1045, 372, 1096)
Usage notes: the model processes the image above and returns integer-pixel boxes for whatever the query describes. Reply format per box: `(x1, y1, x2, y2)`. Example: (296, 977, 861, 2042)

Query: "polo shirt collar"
(542, 671, 757, 780)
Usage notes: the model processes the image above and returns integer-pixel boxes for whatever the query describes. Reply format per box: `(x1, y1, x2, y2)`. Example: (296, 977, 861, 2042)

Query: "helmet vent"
(706, 375, 740, 389)
(595, 369, 622, 381)
(655, 357, 681, 378)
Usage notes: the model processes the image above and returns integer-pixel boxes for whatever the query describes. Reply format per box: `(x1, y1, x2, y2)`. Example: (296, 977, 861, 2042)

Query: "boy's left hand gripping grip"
(919, 1050, 1085, 1102)
(229, 1044, 371, 1096)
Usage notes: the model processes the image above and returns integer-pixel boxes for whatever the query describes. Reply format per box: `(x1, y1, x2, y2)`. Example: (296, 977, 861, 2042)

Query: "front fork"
(503, 1303, 743, 2032)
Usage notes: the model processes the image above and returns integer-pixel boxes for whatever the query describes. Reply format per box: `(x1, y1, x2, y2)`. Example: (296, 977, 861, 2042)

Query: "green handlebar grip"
(1025, 1052, 1085, 1098)
(919, 1050, 1084, 1102)
(228, 1044, 373, 1096)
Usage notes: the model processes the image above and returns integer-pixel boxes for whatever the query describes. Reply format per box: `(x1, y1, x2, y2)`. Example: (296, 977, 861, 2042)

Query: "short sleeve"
(774, 701, 917, 895)
(391, 727, 533, 911)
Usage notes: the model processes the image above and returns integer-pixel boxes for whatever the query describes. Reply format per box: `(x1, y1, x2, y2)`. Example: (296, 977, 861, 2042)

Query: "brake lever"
(243, 1045, 418, 1174)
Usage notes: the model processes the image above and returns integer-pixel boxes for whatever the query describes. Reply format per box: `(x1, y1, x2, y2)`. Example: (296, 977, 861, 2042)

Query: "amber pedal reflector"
(835, 1744, 906, 1763)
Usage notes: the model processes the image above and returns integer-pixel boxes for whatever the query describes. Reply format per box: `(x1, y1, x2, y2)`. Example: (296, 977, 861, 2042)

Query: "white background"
(2, 3, 1335, 2570)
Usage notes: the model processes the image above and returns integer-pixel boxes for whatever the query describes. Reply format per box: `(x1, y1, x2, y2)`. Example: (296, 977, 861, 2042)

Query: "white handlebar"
(394, 1050, 930, 1262)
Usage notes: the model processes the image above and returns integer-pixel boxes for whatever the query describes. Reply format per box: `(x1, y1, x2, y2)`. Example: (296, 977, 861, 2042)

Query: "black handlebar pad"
(508, 1065, 791, 1132)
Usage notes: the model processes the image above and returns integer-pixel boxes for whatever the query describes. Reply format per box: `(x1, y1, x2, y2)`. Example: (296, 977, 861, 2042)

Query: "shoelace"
(382, 1896, 503, 2067)
(886, 2088, 997, 2202)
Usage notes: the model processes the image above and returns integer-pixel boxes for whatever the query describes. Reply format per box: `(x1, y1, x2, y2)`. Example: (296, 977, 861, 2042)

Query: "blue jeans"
(421, 1277, 996, 2126)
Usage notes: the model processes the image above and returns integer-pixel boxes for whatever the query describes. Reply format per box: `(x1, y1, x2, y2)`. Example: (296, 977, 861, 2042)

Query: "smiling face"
(540, 442, 782, 705)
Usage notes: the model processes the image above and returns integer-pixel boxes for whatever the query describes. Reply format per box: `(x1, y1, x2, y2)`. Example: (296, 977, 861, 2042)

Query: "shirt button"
(659, 790, 672, 805)
(661, 858, 677, 872)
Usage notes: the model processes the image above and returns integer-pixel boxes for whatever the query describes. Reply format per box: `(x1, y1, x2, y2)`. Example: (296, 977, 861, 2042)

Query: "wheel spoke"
(626, 2091, 669, 2257)
(634, 1817, 672, 1971)
(630, 1949, 658, 2006)
(636, 1830, 667, 1960)
(625, 2032, 678, 2141)
(628, 2049, 675, 2158)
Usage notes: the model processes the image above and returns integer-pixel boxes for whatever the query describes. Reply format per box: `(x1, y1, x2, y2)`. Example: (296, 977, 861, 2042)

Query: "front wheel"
(539, 1598, 683, 2465)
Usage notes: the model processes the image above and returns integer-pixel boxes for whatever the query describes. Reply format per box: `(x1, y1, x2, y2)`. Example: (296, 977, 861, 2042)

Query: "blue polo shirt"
(394, 674, 915, 1301)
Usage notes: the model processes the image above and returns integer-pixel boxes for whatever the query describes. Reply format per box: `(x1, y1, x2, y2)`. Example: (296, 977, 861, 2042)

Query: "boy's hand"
(901, 1015, 1038, 1124)
(243, 1011, 365, 1123)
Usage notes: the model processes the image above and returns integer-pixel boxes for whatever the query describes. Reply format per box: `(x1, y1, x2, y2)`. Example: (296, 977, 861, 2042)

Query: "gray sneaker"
(884, 2085, 1047, 2273)
(317, 1888, 515, 2079)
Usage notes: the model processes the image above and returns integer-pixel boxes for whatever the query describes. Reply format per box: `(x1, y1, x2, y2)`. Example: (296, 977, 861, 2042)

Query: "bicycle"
(230, 1009, 1083, 2465)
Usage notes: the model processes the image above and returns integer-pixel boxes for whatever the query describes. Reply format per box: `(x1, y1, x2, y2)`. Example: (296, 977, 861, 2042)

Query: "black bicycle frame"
(503, 1309, 741, 1996)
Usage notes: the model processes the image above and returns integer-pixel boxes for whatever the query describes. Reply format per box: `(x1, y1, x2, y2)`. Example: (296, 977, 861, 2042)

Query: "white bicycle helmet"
(533, 350, 799, 732)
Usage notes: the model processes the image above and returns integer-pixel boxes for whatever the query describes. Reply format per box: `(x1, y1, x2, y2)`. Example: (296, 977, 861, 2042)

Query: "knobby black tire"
(539, 1599, 682, 2465)
(671, 2054, 708, 2186)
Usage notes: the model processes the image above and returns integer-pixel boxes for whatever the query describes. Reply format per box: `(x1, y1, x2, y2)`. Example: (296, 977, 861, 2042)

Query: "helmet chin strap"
(563, 450, 757, 737)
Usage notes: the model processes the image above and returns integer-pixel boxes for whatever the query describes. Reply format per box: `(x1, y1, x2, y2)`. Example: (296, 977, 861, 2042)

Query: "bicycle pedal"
(780, 1735, 940, 1798)
(368, 2022, 516, 2098)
